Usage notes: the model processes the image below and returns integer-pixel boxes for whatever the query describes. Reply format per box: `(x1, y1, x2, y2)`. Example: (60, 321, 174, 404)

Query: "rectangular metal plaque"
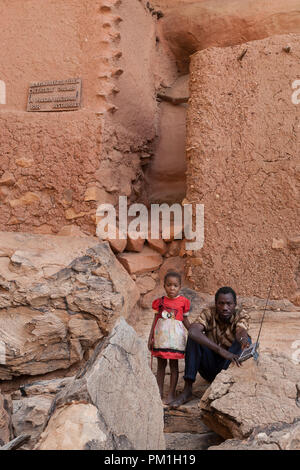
(27, 78, 81, 112)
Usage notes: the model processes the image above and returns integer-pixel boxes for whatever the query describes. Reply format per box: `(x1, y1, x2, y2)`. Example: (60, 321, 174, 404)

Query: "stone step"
(164, 397, 224, 450)
(164, 399, 209, 434)
(165, 432, 224, 451)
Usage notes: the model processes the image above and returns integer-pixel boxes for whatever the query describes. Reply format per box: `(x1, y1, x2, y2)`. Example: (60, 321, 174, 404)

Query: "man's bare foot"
(163, 395, 176, 406)
(169, 389, 193, 408)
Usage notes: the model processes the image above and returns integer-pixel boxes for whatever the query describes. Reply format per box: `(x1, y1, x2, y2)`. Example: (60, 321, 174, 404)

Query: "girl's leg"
(156, 357, 167, 399)
(165, 359, 179, 404)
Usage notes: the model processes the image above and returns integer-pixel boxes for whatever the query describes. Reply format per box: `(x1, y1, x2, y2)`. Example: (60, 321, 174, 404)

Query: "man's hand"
(239, 336, 251, 350)
(236, 327, 251, 350)
(218, 348, 242, 367)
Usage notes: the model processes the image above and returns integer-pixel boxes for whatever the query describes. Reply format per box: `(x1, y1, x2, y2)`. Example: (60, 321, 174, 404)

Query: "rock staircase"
(163, 399, 224, 450)
(133, 307, 224, 450)
(134, 296, 300, 450)
(152, 356, 224, 450)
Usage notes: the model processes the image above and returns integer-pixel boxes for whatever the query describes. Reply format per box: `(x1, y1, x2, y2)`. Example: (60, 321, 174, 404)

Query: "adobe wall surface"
(156, 0, 300, 72)
(0, 0, 112, 235)
(144, 75, 188, 204)
(0, 0, 177, 234)
(186, 34, 300, 301)
(0, 111, 104, 233)
(0, 0, 106, 112)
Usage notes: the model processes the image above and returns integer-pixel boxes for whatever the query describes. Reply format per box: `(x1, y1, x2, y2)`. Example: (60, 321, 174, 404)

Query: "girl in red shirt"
(148, 271, 191, 405)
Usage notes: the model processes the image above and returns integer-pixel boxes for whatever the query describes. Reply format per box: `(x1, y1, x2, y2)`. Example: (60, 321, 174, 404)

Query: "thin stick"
(238, 48, 248, 61)
(254, 275, 275, 352)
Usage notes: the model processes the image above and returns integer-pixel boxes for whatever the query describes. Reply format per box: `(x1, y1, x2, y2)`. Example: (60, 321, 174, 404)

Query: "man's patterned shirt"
(195, 306, 250, 349)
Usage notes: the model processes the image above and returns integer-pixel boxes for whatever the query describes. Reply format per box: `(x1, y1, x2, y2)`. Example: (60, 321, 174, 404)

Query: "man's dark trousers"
(184, 336, 251, 383)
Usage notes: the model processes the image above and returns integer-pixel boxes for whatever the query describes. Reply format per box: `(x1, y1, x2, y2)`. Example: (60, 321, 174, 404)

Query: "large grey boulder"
(0, 241, 139, 380)
(200, 352, 300, 440)
(35, 318, 165, 450)
(9, 377, 75, 450)
(209, 419, 300, 450)
(12, 396, 53, 450)
(0, 394, 12, 445)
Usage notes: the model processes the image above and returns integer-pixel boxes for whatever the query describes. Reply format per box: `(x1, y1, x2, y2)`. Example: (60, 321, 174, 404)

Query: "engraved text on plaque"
(27, 78, 82, 112)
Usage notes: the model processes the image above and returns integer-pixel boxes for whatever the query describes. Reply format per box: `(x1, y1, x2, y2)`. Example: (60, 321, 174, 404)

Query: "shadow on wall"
(160, 0, 300, 73)
(144, 74, 189, 204)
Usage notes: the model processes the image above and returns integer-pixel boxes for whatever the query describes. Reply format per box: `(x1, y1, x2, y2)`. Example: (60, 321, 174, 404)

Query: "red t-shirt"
(151, 295, 191, 359)
(152, 295, 190, 321)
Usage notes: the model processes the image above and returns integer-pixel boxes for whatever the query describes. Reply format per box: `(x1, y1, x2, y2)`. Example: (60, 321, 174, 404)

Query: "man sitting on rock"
(170, 286, 251, 407)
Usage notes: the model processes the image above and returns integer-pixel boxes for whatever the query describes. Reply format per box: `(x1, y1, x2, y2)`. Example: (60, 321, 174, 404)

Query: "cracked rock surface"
(35, 317, 165, 450)
(0, 237, 139, 380)
(200, 352, 300, 440)
(209, 419, 300, 450)
(0, 393, 12, 445)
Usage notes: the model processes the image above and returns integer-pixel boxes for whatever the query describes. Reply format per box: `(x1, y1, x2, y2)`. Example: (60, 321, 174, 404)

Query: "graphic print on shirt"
(161, 306, 179, 320)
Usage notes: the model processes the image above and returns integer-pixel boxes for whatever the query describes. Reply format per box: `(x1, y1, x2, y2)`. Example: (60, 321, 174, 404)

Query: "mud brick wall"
(0, 0, 113, 235)
(0, 112, 104, 233)
(186, 34, 300, 301)
(0, 0, 171, 235)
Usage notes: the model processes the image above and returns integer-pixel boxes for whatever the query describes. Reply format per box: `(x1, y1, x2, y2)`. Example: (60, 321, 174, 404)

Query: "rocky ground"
(133, 293, 300, 450)
(0, 231, 299, 450)
(1, 0, 300, 452)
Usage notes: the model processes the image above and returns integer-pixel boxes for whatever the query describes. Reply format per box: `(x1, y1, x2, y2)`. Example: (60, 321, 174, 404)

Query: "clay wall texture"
(0, 0, 172, 234)
(158, 0, 300, 72)
(0, 112, 103, 233)
(186, 34, 300, 301)
(144, 75, 188, 204)
(0, 0, 112, 235)
(0, 0, 106, 112)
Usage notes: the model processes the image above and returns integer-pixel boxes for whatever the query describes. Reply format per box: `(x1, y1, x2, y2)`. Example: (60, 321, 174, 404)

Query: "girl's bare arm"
(183, 316, 191, 331)
(148, 312, 158, 350)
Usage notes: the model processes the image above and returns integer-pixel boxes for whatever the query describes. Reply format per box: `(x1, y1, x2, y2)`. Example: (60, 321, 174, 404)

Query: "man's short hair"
(215, 286, 237, 304)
